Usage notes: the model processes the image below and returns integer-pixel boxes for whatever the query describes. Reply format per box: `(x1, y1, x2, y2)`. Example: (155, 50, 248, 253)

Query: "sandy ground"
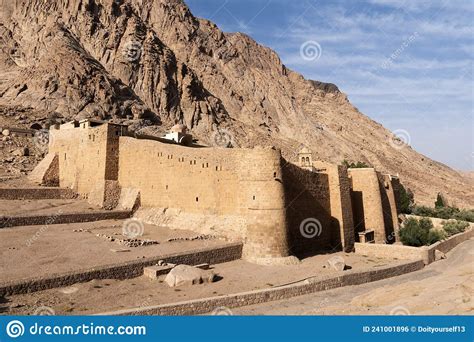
(0, 219, 229, 282)
(0, 199, 104, 216)
(231, 238, 474, 315)
(1, 250, 393, 315)
(0, 177, 44, 188)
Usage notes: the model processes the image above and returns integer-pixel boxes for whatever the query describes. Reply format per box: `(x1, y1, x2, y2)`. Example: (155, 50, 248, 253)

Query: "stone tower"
(297, 147, 314, 171)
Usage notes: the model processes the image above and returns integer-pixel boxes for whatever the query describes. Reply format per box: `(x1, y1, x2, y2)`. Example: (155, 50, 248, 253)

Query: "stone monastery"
(30, 120, 402, 264)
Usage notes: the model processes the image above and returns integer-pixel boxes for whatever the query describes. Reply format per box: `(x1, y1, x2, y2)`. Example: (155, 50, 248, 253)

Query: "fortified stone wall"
(49, 123, 108, 198)
(313, 161, 355, 252)
(348, 168, 402, 244)
(348, 168, 386, 243)
(118, 137, 289, 262)
(39, 122, 401, 262)
(282, 162, 333, 257)
(49, 122, 126, 207)
(384, 174, 401, 235)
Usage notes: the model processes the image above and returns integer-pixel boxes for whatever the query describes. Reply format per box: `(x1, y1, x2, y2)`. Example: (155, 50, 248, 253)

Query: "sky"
(185, 0, 473, 171)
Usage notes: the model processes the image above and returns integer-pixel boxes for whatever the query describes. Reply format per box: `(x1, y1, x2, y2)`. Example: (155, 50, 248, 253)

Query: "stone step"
(0, 210, 132, 228)
(0, 187, 77, 200)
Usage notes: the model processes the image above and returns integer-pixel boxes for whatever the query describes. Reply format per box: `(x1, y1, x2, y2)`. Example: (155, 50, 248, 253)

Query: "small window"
(253, 195, 256, 200)
(216, 166, 218, 171)
(196, 197, 199, 202)
(273, 172, 277, 177)
(166, 185, 168, 190)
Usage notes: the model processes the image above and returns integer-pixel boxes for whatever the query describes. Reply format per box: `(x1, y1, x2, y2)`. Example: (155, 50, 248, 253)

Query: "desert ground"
(232, 238, 474, 315)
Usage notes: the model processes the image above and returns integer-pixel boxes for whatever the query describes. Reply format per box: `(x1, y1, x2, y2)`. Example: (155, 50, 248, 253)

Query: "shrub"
(410, 205, 474, 223)
(399, 217, 446, 246)
(453, 209, 474, 223)
(442, 220, 470, 237)
(411, 205, 435, 217)
(399, 217, 431, 247)
(342, 160, 369, 168)
(427, 229, 446, 245)
(434, 206, 460, 219)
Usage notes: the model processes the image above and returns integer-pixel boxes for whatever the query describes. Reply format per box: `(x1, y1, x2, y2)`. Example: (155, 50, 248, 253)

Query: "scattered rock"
(164, 264, 216, 287)
(2, 129, 10, 136)
(167, 234, 215, 242)
(435, 250, 446, 261)
(96, 233, 158, 247)
(12, 147, 29, 156)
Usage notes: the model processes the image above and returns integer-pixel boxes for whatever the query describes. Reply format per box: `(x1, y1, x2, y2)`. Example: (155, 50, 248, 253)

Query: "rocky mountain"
(0, 0, 472, 206)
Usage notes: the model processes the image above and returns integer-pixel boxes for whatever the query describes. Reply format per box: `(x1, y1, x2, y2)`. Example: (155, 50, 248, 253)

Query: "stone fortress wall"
(33, 120, 401, 263)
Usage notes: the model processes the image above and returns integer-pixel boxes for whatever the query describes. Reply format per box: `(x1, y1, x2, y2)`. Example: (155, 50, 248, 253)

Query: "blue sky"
(185, 0, 473, 171)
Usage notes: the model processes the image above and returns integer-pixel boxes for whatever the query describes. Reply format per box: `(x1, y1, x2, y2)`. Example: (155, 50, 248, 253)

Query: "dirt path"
(232, 239, 474, 315)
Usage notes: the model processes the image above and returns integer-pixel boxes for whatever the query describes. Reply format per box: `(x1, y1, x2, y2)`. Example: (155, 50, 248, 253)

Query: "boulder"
(12, 147, 29, 156)
(164, 264, 216, 287)
(435, 250, 446, 261)
(2, 129, 10, 136)
(327, 256, 346, 271)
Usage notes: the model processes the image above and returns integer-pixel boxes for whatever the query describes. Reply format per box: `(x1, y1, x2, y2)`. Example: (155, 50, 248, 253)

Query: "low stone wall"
(424, 227, 474, 264)
(355, 227, 473, 265)
(0, 187, 76, 200)
(0, 243, 243, 296)
(100, 259, 424, 316)
(0, 210, 132, 228)
(354, 243, 424, 262)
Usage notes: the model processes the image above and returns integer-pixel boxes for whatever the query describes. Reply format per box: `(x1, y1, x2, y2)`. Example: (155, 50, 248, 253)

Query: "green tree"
(398, 183, 414, 214)
(434, 193, 446, 208)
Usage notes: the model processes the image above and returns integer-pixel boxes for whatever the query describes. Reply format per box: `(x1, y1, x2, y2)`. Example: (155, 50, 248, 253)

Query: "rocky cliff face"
(0, 0, 472, 206)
